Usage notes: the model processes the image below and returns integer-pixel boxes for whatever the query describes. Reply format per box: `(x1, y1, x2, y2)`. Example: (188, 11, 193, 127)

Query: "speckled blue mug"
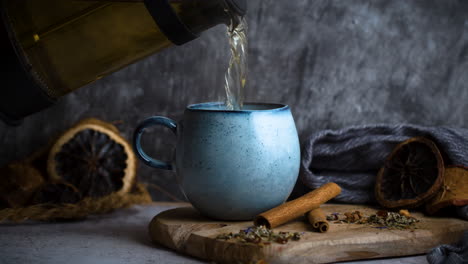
(133, 102, 300, 220)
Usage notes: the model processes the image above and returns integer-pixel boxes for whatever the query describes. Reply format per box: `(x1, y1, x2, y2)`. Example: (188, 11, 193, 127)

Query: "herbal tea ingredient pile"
(0, 118, 152, 222)
(216, 226, 302, 245)
(326, 209, 419, 230)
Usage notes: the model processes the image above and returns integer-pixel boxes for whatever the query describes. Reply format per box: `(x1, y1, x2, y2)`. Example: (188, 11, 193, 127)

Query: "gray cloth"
(299, 124, 468, 218)
(427, 231, 468, 264)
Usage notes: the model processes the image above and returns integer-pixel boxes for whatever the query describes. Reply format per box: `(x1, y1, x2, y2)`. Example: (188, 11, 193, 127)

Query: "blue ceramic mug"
(133, 102, 300, 220)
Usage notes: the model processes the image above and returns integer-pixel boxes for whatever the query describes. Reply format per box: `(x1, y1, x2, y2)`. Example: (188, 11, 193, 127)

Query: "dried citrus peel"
(47, 118, 136, 197)
(375, 137, 444, 209)
(426, 166, 468, 214)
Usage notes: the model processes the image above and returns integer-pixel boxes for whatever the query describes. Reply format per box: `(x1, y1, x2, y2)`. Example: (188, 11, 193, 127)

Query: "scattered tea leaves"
(328, 209, 419, 230)
(215, 225, 302, 245)
(366, 211, 419, 229)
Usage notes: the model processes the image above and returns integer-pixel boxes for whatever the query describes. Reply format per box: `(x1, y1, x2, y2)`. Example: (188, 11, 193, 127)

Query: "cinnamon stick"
(254, 182, 341, 228)
(307, 207, 329, 233)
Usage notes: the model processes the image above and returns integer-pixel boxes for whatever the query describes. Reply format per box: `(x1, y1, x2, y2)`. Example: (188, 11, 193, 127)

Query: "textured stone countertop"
(0, 203, 427, 264)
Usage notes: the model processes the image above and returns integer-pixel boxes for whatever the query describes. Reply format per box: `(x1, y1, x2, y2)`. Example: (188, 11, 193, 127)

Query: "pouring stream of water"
(224, 17, 248, 110)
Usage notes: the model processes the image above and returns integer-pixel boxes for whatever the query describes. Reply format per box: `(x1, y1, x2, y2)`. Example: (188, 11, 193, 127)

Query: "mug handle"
(133, 116, 177, 170)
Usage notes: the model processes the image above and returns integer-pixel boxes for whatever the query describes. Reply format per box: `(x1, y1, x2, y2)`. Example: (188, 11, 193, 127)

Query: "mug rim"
(186, 102, 289, 112)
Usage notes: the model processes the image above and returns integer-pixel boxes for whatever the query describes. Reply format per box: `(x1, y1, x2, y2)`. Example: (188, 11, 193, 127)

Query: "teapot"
(0, 0, 246, 125)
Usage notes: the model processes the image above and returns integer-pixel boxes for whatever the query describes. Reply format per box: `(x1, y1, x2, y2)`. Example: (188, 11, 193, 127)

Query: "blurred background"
(1, 0, 468, 201)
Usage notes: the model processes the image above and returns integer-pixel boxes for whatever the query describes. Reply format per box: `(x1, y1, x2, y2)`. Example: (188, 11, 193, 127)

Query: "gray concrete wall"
(1, 0, 468, 200)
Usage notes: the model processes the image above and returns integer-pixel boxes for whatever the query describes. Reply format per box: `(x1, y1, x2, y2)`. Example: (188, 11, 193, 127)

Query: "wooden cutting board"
(149, 204, 468, 264)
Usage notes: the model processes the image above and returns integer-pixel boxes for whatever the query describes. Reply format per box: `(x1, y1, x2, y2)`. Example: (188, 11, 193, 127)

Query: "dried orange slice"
(47, 118, 136, 198)
(375, 137, 444, 209)
(426, 166, 468, 214)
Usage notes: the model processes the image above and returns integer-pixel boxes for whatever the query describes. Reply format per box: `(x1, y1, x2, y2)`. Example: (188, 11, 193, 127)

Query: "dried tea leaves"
(216, 225, 302, 245)
(327, 209, 419, 230)
(366, 211, 419, 229)
(375, 137, 444, 209)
